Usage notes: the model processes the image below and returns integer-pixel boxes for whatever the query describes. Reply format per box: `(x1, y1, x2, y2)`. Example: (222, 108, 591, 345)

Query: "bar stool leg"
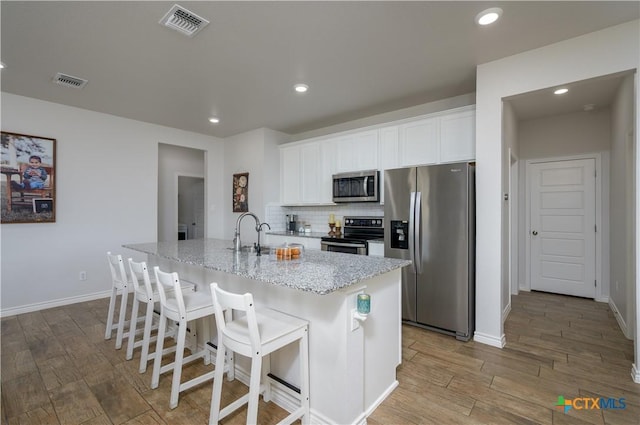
(104, 286, 118, 340)
(115, 287, 129, 349)
(300, 327, 310, 424)
(247, 353, 263, 425)
(126, 297, 140, 360)
(209, 342, 226, 425)
(151, 313, 167, 389)
(169, 319, 188, 409)
(138, 300, 155, 373)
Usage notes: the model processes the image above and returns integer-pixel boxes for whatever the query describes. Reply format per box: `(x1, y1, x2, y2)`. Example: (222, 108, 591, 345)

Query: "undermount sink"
(228, 245, 272, 254)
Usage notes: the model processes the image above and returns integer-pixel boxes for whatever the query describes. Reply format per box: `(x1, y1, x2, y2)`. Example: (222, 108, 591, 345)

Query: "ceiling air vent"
(159, 4, 209, 37)
(53, 73, 88, 89)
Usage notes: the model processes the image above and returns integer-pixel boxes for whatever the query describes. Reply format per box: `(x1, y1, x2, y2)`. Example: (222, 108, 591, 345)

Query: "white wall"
(0, 93, 224, 315)
(475, 20, 639, 351)
(519, 110, 612, 159)
(610, 74, 636, 338)
(292, 93, 475, 141)
(502, 101, 519, 316)
(223, 128, 289, 244)
(158, 144, 205, 241)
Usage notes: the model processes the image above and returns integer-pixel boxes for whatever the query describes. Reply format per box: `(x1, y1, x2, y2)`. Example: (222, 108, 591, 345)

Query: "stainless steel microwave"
(332, 170, 380, 203)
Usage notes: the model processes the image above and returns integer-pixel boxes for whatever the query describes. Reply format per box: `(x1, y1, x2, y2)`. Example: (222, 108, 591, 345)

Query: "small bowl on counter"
(272, 243, 304, 261)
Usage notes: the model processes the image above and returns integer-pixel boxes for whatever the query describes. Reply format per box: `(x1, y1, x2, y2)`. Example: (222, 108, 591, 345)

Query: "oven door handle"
(322, 241, 367, 248)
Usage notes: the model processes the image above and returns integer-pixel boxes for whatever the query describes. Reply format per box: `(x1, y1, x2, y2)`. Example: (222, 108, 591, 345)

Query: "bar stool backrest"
(210, 283, 260, 356)
(107, 251, 128, 290)
(153, 266, 186, 319)
(128, 259, 153, 301)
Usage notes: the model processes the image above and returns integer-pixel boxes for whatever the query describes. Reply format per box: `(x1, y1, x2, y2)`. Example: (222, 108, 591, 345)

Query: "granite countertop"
(266, 231, 327, 239)
(123, 238, 410, 295)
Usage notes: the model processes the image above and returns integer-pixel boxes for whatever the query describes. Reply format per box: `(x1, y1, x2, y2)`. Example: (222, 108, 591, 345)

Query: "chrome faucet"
(233, 212, 270, 255)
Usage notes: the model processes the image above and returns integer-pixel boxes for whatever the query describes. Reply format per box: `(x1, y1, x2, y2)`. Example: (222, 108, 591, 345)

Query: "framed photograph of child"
(1, 131, 56, 224)
(232, 172, 249, 213)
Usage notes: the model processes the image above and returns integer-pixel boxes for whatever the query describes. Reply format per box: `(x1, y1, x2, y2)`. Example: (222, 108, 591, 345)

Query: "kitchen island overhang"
(124, 239, 410, 425)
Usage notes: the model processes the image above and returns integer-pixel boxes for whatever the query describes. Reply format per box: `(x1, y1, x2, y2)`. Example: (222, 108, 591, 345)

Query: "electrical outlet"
(79, 271, 87, 281)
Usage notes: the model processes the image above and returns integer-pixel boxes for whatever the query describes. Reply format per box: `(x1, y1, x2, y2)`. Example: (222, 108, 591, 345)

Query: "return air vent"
(53, 73, 88, 89)
(159, 4, 209, 37)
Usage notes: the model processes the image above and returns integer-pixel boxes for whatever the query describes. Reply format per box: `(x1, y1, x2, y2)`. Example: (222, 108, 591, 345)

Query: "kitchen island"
(124, 239, 410, 425)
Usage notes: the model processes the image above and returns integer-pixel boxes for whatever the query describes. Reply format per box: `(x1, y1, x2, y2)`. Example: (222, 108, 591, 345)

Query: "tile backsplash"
(265, 203, 384, 232)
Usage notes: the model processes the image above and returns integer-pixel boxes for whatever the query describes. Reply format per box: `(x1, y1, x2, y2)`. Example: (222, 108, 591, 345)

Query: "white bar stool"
(208, 283, 310, 425)
(151, 266, 220, 409)
(126, 259, 194, 373)
(105, 252, 134, 349)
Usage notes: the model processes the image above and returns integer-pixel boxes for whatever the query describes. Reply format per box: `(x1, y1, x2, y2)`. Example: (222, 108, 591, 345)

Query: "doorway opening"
(178, 175, 205, 240)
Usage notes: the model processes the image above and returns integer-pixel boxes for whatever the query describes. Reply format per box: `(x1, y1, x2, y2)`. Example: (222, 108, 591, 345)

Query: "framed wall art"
(232, 172, 249, 213)
(1, 131, 56, 223)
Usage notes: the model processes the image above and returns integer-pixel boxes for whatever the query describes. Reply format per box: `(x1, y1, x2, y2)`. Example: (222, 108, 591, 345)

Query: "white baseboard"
(474, 331, 506, 348)
(0, 290, 112, 318)
(632, 364, 640, 384)
(365, 380, 398, 418)
(609, 298, 633, 340)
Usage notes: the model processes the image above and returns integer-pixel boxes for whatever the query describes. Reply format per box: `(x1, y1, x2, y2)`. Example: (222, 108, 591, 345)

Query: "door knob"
(532, 230, 538, 235)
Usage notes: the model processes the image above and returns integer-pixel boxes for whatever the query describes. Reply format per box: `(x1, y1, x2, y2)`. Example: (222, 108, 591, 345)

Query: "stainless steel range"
(321, 216, 384, 255)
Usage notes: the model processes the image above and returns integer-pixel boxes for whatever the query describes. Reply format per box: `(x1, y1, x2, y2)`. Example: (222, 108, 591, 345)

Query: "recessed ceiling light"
(475, 8, 502, 26)
(294, 83, 309, 93)
(554, 88, 569, 95)
(209, 117, 220, 124)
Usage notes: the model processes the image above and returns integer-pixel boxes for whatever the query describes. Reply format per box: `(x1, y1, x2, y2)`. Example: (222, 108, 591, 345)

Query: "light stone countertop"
(123, 238, 410, 295)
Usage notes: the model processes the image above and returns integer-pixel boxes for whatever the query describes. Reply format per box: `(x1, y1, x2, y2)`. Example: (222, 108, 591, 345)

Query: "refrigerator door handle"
(414, 191, 422, 274)
(409, 191, 417, 274)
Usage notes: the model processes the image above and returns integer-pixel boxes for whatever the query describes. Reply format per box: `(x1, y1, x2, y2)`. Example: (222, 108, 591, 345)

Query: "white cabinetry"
(280, 142, 331, 205)
(265, 234, 322, 250)
(439, 109, 475, 163)
(335, 130, 379, 173)
(280, 145, 301, 205)
(398, 117, 439, 167)
(279, 106, 475, 206)
(377, 126, 399, 204)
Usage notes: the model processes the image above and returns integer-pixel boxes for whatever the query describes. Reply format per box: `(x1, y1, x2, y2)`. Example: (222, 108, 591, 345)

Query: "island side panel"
(148, 254, 401, 425)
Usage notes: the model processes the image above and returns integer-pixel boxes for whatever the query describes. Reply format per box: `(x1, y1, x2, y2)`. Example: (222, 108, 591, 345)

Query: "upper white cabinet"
(398, 117, 439, 167)
(439, 109, 475, 163)
(281, 142, 328, 205)
(335, 130, 379, 173)
(279, 106, 475, 206)
(377, 126, 399, 204)
(280, 144, 302, 205)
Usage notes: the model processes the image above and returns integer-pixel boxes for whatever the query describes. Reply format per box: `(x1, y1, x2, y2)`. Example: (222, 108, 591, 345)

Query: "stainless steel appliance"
(384, 162, 475, 341)
(321, 216, 384, 255)
(332, 170, 379, 203)
(285, 214, 297, 233)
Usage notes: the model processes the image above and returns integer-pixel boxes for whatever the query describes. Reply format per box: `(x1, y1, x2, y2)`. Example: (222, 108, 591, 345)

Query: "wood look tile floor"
(2, 291, 638, 424)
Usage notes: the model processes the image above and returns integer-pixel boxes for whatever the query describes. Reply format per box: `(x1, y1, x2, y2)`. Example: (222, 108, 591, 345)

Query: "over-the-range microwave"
(332, 170, 380, 203)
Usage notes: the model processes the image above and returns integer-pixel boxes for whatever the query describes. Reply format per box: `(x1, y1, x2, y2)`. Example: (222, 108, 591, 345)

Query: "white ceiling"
(2, 2, 638, 138)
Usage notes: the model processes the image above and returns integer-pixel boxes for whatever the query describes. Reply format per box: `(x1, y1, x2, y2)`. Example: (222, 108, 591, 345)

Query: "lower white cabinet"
(265, 234, 322, 251)
(368, 242, 384, 257)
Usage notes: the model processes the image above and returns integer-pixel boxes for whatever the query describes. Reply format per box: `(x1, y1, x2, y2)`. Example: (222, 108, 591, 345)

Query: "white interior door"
(529, 159, 596, 298)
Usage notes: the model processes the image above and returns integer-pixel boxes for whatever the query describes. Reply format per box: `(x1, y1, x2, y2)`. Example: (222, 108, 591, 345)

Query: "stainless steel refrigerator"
(384, 162, 475, 341)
